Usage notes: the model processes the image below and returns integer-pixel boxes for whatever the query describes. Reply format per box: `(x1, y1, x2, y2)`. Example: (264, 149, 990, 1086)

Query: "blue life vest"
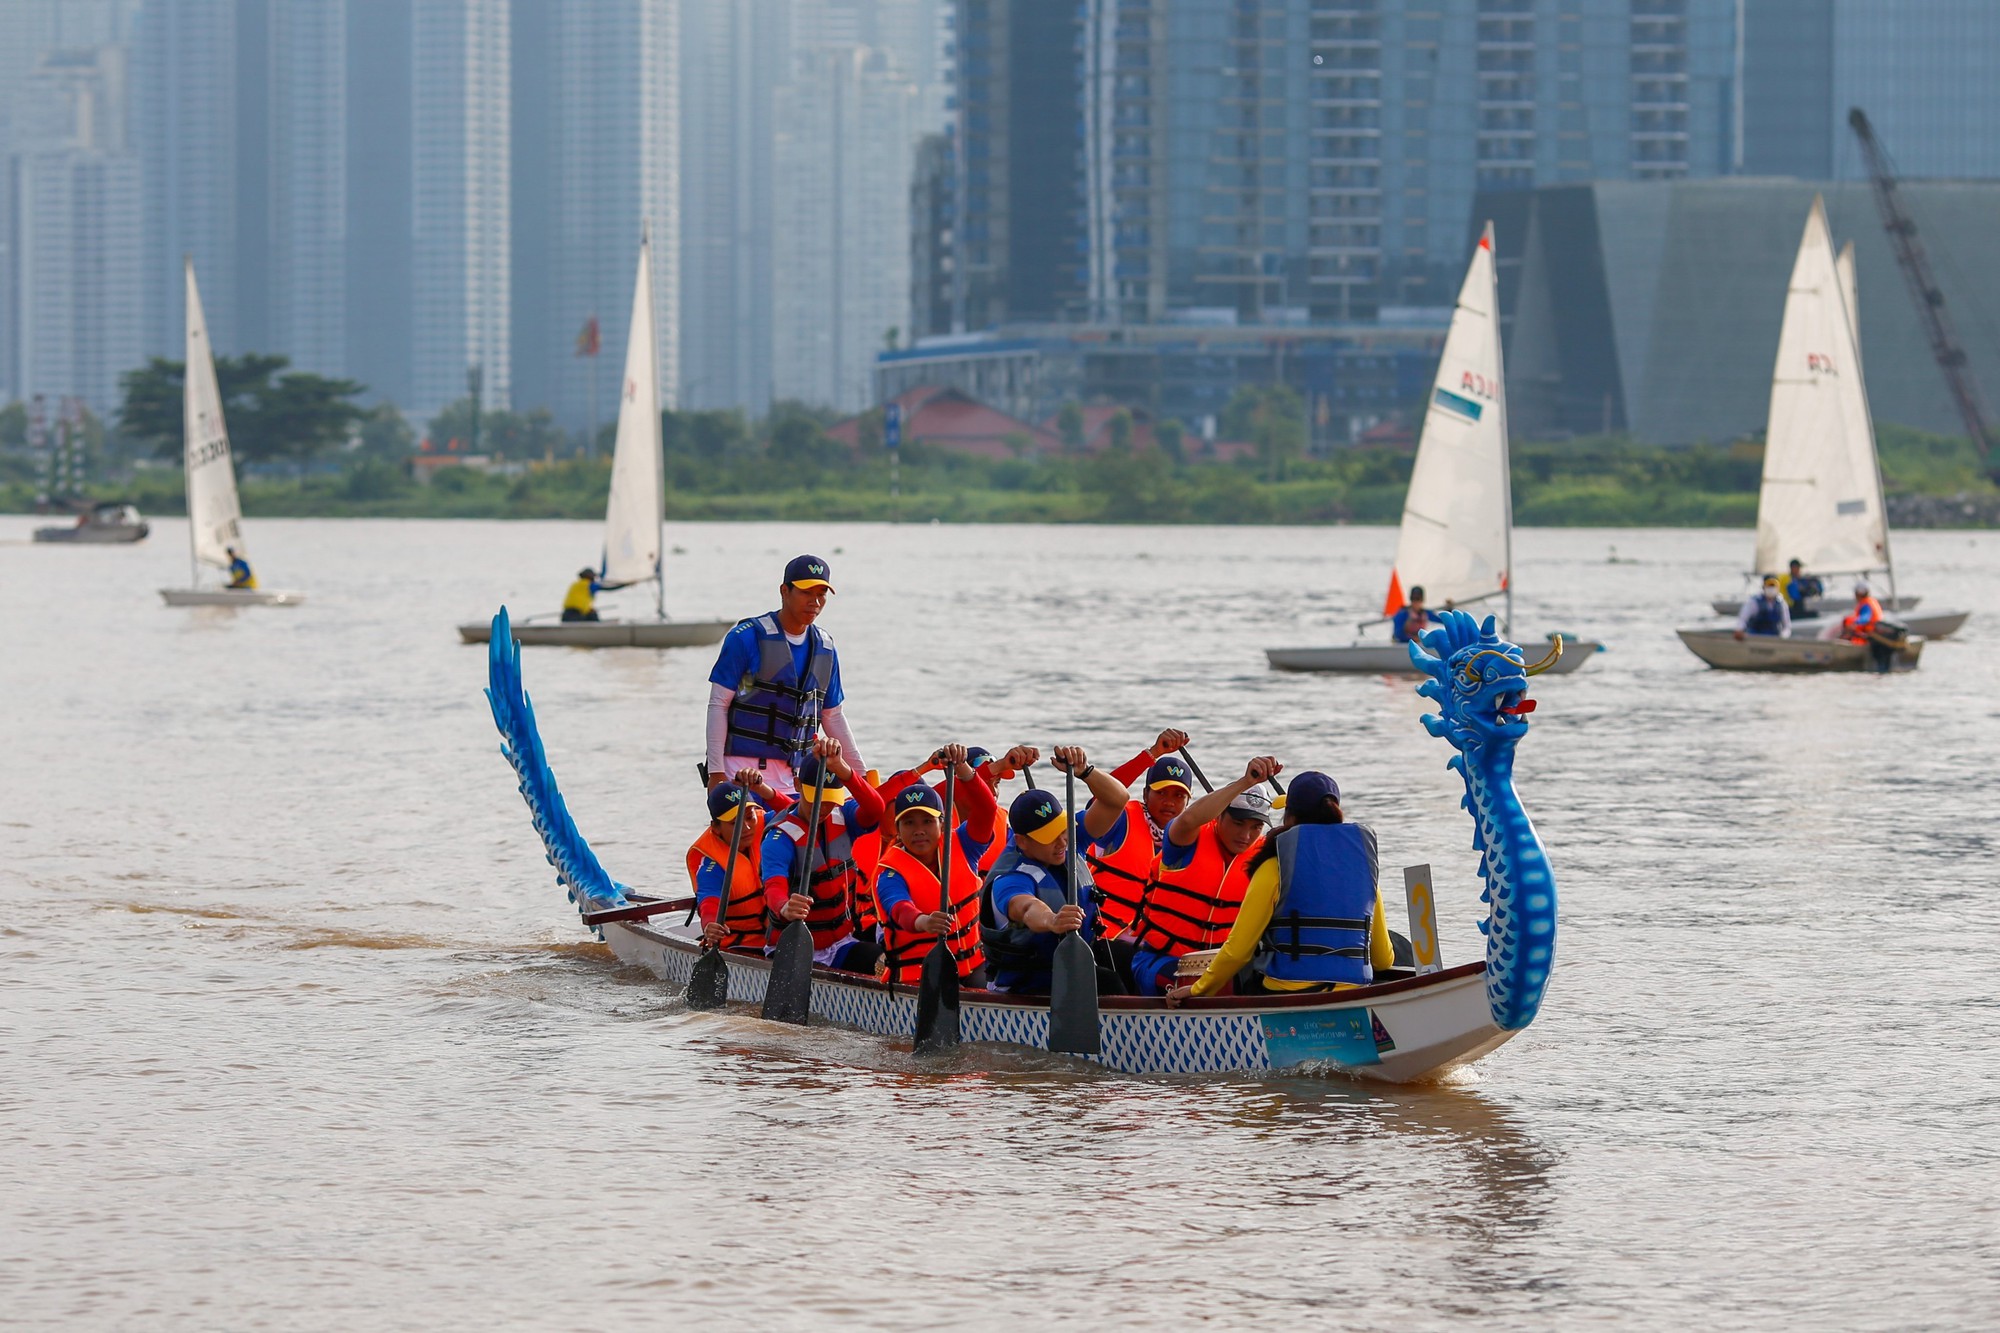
(1257, 824, 1378, 986)
(724, 614, 835, 761)
(980, 841, 1095, 983)
(1745, 594, 1786, 635)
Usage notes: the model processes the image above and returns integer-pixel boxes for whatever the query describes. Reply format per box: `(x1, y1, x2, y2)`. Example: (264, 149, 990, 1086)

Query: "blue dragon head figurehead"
(1408, 610, 1560, 1032)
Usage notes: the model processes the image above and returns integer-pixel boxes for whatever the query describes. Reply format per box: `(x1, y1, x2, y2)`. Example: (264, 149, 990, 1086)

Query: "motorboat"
(34, 501, 149, 544)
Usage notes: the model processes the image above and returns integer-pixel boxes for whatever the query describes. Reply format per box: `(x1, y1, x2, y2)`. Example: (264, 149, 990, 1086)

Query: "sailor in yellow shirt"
(1165, 770, 1393, 1003)
(561, 567, 602, 622)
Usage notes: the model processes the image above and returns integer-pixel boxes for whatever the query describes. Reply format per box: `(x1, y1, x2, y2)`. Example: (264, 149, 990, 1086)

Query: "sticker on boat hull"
(1260, 1008, 1384, 1068)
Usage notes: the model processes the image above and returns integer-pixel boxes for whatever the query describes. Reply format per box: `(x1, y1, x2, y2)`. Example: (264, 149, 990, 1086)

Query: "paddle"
(913, 769, 962, 1054)
(1046, 760, 1101, 1056)
(1179, 746, 1284, 799)
(761, 763, 826, 1025)
(686, 790, 751, 1011)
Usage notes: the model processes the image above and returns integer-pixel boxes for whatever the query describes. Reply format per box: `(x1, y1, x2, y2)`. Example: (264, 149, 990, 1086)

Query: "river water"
(3, 518, 1996, 1330)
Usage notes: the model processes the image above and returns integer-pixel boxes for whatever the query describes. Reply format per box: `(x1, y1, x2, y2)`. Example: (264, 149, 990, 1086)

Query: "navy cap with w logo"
(784, 554, 834, 590)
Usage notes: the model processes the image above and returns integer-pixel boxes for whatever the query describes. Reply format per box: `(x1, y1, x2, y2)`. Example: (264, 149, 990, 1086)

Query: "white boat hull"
(602, 917, 1514, 1082)
(160, 587, 305, 607)
(459, 617, 732, 648)
(1708, 603, 1967, 640)
(34, 522, 149, 544)
(1267, 634, 1600, 675)
(1676, 627, 1921, 672)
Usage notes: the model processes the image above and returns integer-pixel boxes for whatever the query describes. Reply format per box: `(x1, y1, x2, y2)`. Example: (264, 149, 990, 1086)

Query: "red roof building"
(827, 385, 1059, 460)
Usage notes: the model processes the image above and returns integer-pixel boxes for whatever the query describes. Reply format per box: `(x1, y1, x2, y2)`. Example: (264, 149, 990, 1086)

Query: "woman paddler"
(1163, 772, 1394, 1005)
(687, 770, 790, 952)
(873, 744, 995, 989)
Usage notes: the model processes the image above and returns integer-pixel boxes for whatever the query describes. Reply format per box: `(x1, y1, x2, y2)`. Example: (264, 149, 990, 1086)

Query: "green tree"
(1107, 408, 1134, 453)
(1157, 417, 1186, 463)
(118, 353, 364, 478)
(253, 372, 366, 479)
(1223, 384, 1306, 482)
(0, 400, 25, 451)
(1057, 401, 1086, 452)
(355, 402, 416, 461)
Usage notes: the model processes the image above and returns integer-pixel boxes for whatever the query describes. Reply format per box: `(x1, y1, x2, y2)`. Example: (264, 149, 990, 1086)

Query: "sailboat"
(459, 229, 729, 649)
(1266, 222, 1597, 674)
(1685, 197, 1965, 669)
(159, 260, 303, 608)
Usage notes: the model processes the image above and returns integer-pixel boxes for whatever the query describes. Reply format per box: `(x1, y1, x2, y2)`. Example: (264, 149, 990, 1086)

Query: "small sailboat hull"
(1676, 628, 1920, 672)
(1711, 594, 1921, 616)
(458, 617, 730, 647)
(160, 587, 305, 607)
(1267, 635, 1600, 675)
(1708, 600, 1964, 639)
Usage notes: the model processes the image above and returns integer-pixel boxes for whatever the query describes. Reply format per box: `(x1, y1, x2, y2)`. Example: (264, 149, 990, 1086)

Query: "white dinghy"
(1267, 222, 1598, 675)
(1702, 200, 1967, 644)
(460, 229, 728, 649)
(159, 261, 302, 609)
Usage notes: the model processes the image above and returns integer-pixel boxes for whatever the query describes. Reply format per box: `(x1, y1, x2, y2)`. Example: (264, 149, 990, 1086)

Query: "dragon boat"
(483, 606, 1558, 1082)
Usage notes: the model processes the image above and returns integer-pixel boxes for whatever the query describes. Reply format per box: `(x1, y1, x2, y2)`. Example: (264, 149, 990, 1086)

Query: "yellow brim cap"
(799, 784, 846, 804)
(1146, 778, 1191, 793)
(790, 579, 833, 591)
(1020, 814, 1069, 845)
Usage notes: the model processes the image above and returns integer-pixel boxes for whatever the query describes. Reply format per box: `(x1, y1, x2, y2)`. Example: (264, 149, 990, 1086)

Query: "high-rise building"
(346, 0, 415, 409)
(772, 43, 917, 410)
(512, 0, 680, 435)
(4, 45, 142, 415)
(965, 0, 1737, 331)
(1739, 0, 2000, 181)
(909, 131, 954, 340)
(412, 0, 511, 419)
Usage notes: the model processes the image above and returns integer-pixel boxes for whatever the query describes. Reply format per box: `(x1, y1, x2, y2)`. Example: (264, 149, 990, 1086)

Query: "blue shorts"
(1129, 948, 1181, 997)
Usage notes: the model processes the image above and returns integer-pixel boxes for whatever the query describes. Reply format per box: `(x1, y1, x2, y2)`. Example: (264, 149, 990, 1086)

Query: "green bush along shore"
(3, 411, 1994, 527)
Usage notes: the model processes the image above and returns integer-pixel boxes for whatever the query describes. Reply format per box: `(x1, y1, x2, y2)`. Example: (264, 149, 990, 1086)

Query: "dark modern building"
(1483, 178, 2000, 445)
(909, 131, 955, 340)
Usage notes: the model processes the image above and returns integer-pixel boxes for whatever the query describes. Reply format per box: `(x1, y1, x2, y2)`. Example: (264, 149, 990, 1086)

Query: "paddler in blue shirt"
(225, 546, 257, 590)
(982, 747, 1133, 996)
(1391, 586, 1430, 643)
(687, 771, 790, 952)
(706, 554, 864, 794)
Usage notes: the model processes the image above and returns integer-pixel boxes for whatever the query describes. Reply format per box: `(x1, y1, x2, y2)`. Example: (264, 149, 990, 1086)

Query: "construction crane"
(1847, 106, 1999, 477)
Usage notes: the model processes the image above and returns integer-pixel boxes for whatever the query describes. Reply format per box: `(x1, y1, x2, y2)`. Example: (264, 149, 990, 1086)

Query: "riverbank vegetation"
(4, 392, 1994, 526)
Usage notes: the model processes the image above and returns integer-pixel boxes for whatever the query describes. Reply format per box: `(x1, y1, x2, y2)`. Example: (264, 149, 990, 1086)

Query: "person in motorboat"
(1163, 772, 1395, 1005)
(1128, 756, 1281, 996)
(874, 744, 996, 989)
(1734, 576, 1792, 640)
(225, 546, 257, 590)
(982, 747, 1135, 996)
(707, 554, 863, 794)
(760, 737, 886, 974)
(1784, 559, 1824, 618)
(561, 567, 602, 621)
(688, 771, 791, 952)
(1391, 586, 1432, 643)
(1840, 580, 1885, 644)
(1083, 736, 1196, 943)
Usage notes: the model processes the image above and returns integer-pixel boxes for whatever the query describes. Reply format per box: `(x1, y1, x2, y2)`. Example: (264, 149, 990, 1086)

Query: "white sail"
(598, 230, 664, 596)
(1837, 240, 1859, 376)
(183, 260, 246, 573)
(1385, 220, 1511, 616)
(1754, 198, 1888, 578)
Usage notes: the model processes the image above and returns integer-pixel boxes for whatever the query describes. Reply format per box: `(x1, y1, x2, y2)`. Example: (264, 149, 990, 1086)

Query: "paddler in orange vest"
(687, 770, 790, 951)
(874, 744, 998, 989)
(879, 744, 1034, 872)
(760, 737, 887, 974)
(1086, 731, 1197, 942)
(1840, 579, 1885, 644)
(1128, 756, 1282, 996)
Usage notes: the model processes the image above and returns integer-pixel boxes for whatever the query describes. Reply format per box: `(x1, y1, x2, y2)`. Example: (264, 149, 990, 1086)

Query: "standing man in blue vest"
(706, 554, 865, 794)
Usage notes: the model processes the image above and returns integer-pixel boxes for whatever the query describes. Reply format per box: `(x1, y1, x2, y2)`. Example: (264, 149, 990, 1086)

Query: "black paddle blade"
(1047, 932, 1102, 1056)
(912, 943, 961, 1054)
(761, 920, 814, 1025)
(685, 946, 728, 1010)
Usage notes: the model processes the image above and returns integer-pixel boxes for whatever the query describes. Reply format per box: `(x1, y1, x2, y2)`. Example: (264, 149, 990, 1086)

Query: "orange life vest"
(1082, 798, 1159, 940)
(1134, 822, 1262, 957)
(684, 806, 769, 951)
(877, 841, 985, 985)
(770, 804, 865, 949)
(851, 825, 884, 934)
(1842, 594, 1884, 643)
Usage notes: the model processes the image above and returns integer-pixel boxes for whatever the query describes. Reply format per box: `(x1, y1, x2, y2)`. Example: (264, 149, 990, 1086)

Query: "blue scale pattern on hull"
(1408, 610, 1558, 1031)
